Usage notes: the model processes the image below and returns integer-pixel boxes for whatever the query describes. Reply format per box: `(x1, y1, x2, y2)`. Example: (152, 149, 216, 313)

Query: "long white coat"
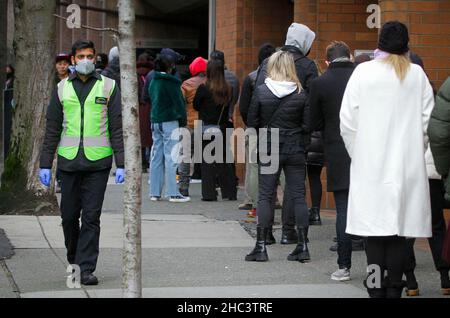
(340, 59, 435, 238)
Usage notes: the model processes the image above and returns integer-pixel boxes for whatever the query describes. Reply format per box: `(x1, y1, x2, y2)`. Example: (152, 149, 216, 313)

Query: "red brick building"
(216, 0, 450, 91)
(214, 0, 450, 208)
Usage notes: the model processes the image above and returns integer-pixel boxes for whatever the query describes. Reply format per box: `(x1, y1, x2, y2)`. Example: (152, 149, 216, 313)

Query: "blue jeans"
(149, 121, 181, 197)
(334, 189, 352, 269)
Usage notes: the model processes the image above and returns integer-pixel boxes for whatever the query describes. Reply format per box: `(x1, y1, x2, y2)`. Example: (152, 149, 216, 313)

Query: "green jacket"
(149, 71, 187, 127)
(428, 77, 450, 200)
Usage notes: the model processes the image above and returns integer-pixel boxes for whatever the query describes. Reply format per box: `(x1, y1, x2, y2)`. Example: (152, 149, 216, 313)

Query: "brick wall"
(380, 0, 450, 89)
(216, 0, 294, 184)
(293, 0, 379, 70)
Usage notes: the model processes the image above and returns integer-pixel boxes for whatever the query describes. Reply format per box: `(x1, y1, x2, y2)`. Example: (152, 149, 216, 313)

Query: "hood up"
(285, 23, 316, 56)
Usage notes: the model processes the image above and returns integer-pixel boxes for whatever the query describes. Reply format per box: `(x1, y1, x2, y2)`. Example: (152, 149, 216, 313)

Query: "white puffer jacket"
(426, 147, 441, 180)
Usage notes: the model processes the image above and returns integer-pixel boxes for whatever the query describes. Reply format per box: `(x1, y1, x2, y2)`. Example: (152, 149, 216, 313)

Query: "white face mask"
(75, 59, 95, 75)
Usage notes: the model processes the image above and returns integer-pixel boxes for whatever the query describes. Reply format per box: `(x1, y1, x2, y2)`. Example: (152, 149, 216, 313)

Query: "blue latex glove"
(39, 169, 52, 187)
(115, 168, 125, 184)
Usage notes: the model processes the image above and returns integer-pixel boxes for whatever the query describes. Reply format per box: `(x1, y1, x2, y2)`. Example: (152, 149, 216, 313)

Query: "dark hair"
(154, 54, 175, 73)
(210, 50, 225, 64)
(71, 40, 96, 57)
(6, 64, 14, 74)
(258, 43, 276, 65)
(206, 60, 230, 106)
(326, 41, 350, 62)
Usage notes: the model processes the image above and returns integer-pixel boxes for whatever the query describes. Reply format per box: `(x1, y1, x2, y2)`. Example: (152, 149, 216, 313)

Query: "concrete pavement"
(0, 177, 448, 298)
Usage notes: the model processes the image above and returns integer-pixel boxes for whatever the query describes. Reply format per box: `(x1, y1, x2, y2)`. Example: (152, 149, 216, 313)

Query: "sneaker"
(190, 179, 202, 184)
(239, 203, 253, 210)
(169, 196, 191, 203)
(247, 208, 257, 218)
(150, 196, 161, 202)
(180, 189, 189, 197)
(331, 268, 351, 282)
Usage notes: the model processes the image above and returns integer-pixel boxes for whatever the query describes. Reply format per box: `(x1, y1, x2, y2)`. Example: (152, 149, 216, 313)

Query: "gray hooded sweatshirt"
(285, 23, 316, 56)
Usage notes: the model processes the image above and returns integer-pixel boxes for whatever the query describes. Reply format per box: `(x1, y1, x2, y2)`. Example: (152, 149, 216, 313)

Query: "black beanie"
(378, 21, 409, 55)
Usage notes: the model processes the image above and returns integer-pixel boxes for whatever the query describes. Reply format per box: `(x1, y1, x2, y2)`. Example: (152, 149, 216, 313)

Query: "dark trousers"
(334, 189, 352, 269)
(201, 131, 237, 200)
(307, 164, 323, 208)
(59, 168, 110, 273)
(404, 179, 450, 274)
(258, 153, 308, 229)
(366, 236, 406, 293)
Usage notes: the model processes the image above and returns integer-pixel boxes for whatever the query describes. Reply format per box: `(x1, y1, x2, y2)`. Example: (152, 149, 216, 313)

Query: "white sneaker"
(150, 196, 161, 202)
(169, 196, 191, 203)
(331, 268, 351, 282)
(190, 179, 202, 184)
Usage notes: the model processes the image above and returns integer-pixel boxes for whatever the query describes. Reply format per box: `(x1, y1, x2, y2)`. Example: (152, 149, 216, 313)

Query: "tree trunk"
(0, 0, 58, 214)
(0, 0, 7, 166)
(118, 0, 142, 298)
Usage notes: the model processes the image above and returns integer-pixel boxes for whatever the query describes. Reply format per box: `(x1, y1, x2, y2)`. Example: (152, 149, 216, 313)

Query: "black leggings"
(307, 164, 323, 208)
(365, 236, 406, 295)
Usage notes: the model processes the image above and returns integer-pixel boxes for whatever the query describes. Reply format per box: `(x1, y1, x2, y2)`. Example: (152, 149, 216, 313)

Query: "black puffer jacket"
(307, 131, 324, 165)
(247, 84, 309, 154)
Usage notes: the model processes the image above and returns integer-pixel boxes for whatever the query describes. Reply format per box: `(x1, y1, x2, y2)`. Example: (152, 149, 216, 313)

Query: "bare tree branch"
(53, 14, 119, 34)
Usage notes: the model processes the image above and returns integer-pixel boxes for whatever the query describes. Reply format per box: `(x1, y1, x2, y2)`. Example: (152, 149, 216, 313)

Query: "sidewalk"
(0, 178, 447, 298)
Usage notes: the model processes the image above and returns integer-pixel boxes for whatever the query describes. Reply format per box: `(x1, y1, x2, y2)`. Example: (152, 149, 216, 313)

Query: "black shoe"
(308, 207, 322, 226)
(333, 237, 337, 242)
(245, 227, 269, 262)
(280, 228, 298, 245)
(265, 227, 276, 245)
(440, 270, 450, 295)
(180, 188, 189, 197)
(287, 227, 310, 263)
(201, 198, 217, 202)
(81, 272, 99, 286)
(386, 281, 406, 299)
(329, 243, 338, 252)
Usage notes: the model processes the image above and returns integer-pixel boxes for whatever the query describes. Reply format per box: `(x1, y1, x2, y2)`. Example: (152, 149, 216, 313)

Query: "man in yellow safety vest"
(39, 40, 124, 286)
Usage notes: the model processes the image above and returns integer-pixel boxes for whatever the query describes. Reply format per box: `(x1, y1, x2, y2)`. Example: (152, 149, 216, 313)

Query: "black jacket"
(307, 131, 324, 166)
(40, 71, 124, 171)
(101, 57, 121, 88)
(255, 46, 318, 93)
(247, 84, 309, 154)
(309, 61, 355, 191)
(239, 69, 258, 126)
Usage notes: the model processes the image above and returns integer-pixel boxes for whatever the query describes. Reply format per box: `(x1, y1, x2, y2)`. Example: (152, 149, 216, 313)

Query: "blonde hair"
(383, 54, 411, 82)
(267, 51, 302, 93)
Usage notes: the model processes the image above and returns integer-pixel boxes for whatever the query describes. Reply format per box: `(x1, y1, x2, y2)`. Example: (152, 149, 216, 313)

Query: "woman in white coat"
(340, 21, 435, 298)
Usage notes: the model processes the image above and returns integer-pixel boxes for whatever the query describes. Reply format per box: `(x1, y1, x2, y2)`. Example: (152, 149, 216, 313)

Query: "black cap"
(378, 21, 409, 55)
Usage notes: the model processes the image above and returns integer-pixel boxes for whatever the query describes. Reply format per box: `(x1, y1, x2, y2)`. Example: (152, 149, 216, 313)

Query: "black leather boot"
(265, 226, 276, 245)
(309, 207, 322, 226)
(280, 228, 297, 245)
(245, 227, 269, 262)
(287, 227, 310, 263)
(386, 281, 406, 299)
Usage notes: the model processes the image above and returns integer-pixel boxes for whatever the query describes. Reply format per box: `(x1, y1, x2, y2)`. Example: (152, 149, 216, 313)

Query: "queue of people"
(35, 19, 450, 297)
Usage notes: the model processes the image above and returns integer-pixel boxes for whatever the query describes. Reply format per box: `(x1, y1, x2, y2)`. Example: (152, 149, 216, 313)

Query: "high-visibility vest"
(57, 75, 116, 161)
